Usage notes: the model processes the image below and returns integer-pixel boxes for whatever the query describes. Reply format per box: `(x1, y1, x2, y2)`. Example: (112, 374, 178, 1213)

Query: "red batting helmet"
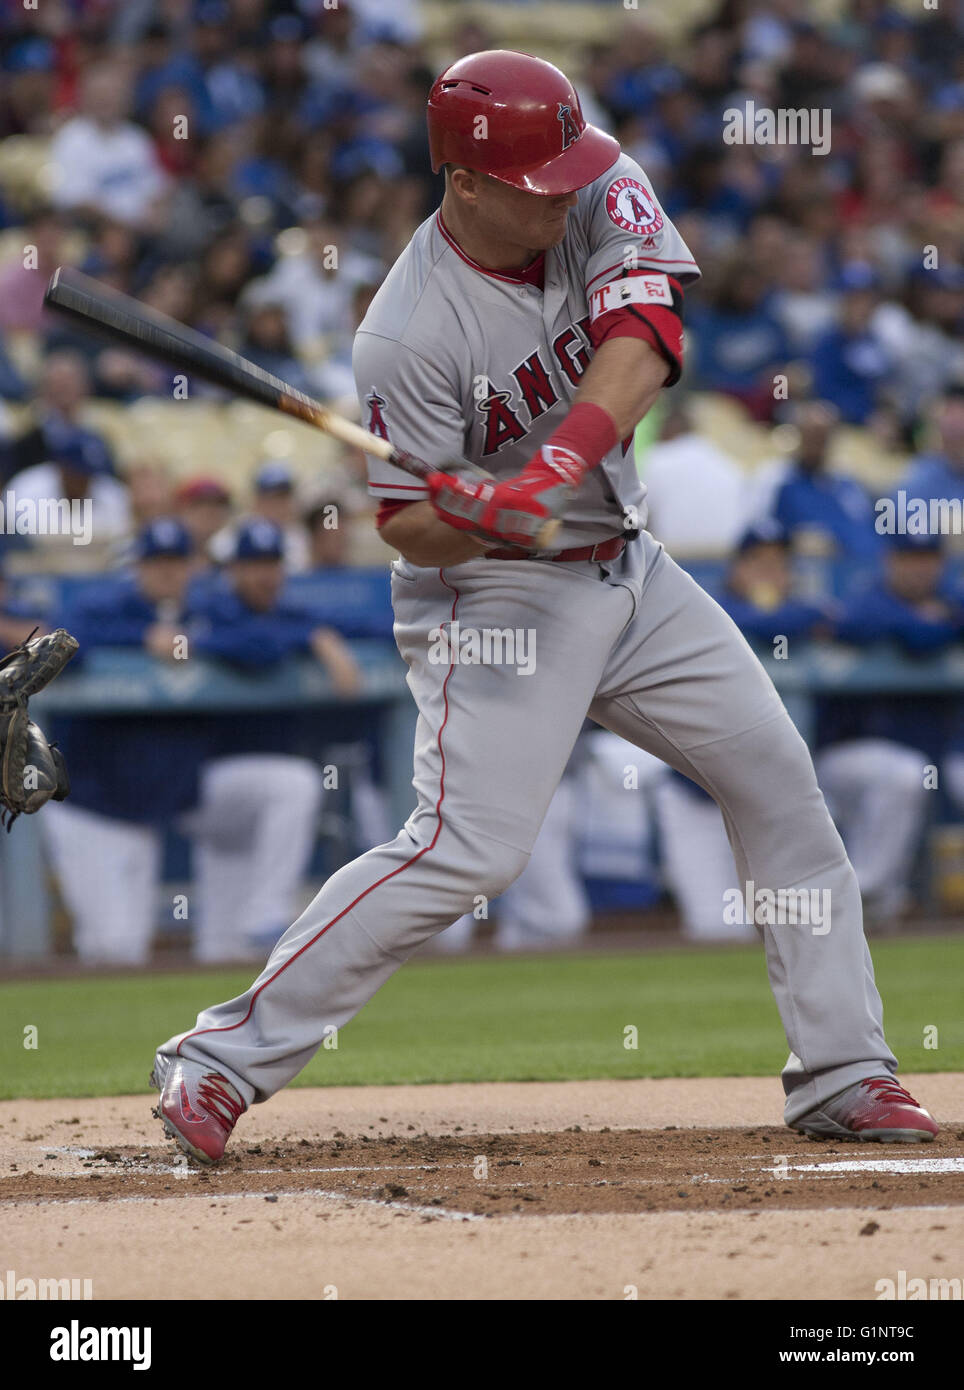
(427, 50, 620, 196)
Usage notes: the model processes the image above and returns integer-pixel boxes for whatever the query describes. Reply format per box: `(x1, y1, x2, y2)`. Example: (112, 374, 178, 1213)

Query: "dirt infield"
(2, 1075, 962, 1300)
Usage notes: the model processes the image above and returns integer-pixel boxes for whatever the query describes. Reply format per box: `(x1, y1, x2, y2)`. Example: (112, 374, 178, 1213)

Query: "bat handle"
(390, 448, 562, 552)
(389, 447, 433, 482)
(533, 517, 562, 550)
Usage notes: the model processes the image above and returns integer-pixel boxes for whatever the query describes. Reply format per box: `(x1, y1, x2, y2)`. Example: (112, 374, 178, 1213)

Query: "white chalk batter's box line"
(26, 1151, 721, 1191)
(785, 1158, 964, 1174)
(32, 1147, 484, 1178)
(33, 1146, 964, 1178)
(704, 1155, 964, 1178)
(13, 1148, 964, 1222)
(1, 1186, 486, 1222)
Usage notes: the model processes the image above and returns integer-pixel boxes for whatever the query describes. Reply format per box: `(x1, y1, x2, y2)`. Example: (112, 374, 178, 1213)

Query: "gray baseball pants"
(159, 532, 897, 1125)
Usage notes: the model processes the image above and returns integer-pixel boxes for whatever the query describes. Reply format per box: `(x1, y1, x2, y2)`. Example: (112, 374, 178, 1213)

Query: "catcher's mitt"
(0, 628, 78, 829)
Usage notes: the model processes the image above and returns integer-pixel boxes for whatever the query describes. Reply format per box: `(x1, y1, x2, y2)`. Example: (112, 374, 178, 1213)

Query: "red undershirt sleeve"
(375, 498, 416, 529)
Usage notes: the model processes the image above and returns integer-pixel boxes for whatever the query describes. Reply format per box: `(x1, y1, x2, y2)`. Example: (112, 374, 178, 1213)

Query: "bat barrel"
(44, 266, 401, 467)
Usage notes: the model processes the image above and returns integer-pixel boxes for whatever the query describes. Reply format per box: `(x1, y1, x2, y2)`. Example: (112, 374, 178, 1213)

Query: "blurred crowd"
(0, 0, 962, 438)
(0, 0, 963, 962)
(2, 0, 964, 550)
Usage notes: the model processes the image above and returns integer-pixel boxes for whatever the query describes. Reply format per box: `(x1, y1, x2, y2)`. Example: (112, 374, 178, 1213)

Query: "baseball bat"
(43, 266, 561, 551)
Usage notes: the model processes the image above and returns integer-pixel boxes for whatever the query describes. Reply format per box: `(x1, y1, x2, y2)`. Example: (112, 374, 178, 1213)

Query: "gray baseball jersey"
(353, 152, 699, 548)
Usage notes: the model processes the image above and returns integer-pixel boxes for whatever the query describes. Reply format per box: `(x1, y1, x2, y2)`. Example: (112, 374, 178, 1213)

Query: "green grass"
(1, 935, 962, 1099)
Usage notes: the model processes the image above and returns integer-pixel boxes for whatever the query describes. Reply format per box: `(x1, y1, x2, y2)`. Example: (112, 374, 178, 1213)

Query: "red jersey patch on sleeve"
(605, 177, 665, 248)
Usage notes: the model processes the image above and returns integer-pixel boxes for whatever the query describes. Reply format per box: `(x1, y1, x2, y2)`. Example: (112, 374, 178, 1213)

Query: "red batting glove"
(429, 403, 620, 549)
(428, 445, 585, 549)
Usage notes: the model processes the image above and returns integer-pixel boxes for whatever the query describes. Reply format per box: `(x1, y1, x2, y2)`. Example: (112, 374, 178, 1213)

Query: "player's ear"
(448, 165, 481, 207)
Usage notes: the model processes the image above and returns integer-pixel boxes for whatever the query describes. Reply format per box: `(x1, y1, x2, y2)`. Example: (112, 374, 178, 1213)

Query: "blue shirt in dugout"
(50, 574, 216, 823)
(186, 580, 318, 669)
(815, 582, 964, 758)
(185, 577, 328, 758)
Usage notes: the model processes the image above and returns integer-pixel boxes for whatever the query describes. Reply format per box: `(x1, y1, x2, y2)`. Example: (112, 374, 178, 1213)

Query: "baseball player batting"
(151, 51, 937, 1159)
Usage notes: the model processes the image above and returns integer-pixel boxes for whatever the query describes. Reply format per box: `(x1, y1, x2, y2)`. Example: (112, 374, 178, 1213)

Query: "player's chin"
(538, 219, 570, 249)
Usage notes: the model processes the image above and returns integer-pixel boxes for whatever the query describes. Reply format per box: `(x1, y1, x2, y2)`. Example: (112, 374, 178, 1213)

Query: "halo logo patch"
(557, 103, 581, 151)
(605, 177, 664, 244)
(366, 388, 390, 441)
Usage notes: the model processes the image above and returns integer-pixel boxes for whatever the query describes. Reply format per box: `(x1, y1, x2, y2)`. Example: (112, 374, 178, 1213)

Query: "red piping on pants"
(177, 569, 461, 1057)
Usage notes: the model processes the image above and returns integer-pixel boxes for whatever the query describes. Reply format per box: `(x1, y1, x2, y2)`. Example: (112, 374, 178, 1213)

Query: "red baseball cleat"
(151, 1057, 245, 1164)
(792, 1076, 938, 1143)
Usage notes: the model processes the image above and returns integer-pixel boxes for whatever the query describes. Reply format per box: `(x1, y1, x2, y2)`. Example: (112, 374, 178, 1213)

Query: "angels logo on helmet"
(556, 103, 581, 152)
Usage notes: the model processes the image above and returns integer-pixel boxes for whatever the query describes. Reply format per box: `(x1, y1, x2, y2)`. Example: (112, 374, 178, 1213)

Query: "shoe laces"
(196, 1074, 244, 1132)
(859, 1077, 919, 1107)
